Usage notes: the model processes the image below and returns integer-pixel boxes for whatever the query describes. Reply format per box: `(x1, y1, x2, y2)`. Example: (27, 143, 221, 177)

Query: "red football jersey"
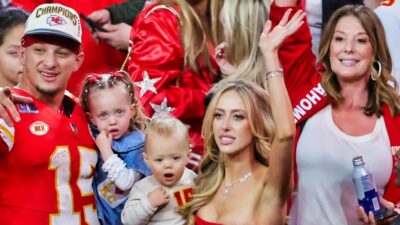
(0, 88, 99, 225)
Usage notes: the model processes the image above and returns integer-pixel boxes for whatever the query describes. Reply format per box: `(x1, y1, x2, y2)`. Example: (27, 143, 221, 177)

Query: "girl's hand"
(214, 42, 237, 77)
(95, 130, 113, 160)
(259, 8, 305, 55)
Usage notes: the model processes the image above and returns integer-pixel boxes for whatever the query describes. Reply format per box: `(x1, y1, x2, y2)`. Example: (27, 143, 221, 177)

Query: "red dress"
(195, 215, 223, 225)
(0, 88, 99, 225)
(128, 3, 217, 169)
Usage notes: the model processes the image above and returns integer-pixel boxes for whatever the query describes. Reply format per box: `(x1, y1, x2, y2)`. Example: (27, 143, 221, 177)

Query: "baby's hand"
(148, 186, 169, 208)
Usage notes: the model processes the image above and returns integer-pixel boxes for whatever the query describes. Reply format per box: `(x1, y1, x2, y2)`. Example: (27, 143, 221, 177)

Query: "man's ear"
(18, 46, 25, 66)
(73, 51, 84, 72)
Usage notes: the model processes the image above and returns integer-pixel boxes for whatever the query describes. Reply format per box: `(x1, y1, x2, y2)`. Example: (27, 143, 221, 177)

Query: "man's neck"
(38, 94, 64, 111)
(17, 83, 65, 111)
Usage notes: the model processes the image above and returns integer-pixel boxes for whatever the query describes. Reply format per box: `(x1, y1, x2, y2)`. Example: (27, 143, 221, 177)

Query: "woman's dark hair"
(0, 7, 29, 46)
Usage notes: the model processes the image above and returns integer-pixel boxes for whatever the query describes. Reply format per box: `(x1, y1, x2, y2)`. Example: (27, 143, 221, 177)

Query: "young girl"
(80, 71, 151, 225)
(0, 7, 29, 87)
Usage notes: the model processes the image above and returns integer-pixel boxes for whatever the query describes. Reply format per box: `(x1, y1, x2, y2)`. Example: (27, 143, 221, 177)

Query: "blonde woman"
(181, 9, 305, 225)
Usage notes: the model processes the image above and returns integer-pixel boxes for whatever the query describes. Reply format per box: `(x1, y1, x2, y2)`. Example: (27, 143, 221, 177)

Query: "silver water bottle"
(352, 156, 383, 219)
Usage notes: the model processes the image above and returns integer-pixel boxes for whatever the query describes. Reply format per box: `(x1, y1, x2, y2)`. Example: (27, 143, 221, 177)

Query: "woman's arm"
(270, 1, 328, 124)
(259, 9, 304, 203)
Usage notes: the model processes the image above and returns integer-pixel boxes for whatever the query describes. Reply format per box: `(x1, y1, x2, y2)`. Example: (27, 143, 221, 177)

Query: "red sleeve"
(0, 139, 8, 155)
(128, 5, 210, 120)
(270, 2, 328, 124)
(382, 105, 400, 203)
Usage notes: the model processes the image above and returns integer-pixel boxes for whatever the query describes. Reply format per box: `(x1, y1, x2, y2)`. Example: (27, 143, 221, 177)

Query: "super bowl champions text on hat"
(24, 3, 82, 43)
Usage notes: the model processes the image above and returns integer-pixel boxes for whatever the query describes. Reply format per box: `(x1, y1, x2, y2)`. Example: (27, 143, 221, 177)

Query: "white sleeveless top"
(288, 105, 392, 225)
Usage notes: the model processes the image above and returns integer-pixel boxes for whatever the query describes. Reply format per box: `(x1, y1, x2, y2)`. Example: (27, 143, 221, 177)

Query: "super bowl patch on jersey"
(29, 121, 49, 136)
(18, 103, 39, 113)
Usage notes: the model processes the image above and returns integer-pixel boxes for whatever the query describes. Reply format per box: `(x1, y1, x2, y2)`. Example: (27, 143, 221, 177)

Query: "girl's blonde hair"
(318, 5, 400, 116)
(220, 0, 270, 87)
(80, 71, 149, 131)
(180, 79, 275, 224)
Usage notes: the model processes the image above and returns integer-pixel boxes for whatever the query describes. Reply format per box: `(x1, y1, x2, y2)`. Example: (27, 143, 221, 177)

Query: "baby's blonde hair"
(145, 115, 190, 152)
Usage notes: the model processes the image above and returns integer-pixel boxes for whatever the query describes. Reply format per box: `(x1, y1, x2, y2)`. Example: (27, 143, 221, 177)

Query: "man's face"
(18, 41, 83, 98)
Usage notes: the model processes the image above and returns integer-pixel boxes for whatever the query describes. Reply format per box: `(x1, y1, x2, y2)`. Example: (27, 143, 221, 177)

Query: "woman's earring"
(371, 60, 382, 81)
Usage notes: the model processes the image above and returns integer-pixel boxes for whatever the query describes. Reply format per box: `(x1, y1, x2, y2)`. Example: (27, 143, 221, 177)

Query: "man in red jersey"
(0, 3, 99, 225)
(10, 0, 127, 96)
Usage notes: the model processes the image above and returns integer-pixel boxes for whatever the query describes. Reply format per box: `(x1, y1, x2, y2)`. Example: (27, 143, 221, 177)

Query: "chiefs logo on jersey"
(29, 121, 49, 136)
(46, 15, 67, 26)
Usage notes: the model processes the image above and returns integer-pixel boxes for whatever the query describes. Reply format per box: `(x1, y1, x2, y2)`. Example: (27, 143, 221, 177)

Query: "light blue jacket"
(93, 130, 152, 225)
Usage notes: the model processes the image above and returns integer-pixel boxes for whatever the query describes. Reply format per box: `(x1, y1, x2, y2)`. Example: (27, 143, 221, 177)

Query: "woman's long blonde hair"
(180, 79, 275, 224)
(219, 0, 270, 87)
(160, 0, 216, 76)
(318, 5, 400, 116)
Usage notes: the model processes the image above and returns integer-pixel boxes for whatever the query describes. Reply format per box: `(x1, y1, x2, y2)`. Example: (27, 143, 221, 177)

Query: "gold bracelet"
(265, 68, 283, 80)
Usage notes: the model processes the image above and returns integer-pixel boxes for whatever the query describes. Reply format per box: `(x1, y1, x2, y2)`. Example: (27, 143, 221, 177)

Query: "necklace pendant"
(223, 185, 231, 196)
(222, 171, 253, 199)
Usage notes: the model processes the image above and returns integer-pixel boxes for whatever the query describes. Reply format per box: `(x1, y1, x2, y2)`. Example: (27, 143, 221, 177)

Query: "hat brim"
(25, 29, 81, 44)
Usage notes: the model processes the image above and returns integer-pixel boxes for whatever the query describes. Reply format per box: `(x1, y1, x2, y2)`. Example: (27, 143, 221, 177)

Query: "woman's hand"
(95, 23, 132, 51)
(259, 8, 305, 55)
(357, 197, 400, 225)
(214, 42, 237, 77)
(88, 9, 111, 26)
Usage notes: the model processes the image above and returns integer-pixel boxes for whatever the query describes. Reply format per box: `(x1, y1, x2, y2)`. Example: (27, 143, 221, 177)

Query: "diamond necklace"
(223, 171, 252, 197)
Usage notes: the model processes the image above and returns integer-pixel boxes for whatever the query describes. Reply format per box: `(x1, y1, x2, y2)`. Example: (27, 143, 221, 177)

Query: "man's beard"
(35, 85, 59, 97)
